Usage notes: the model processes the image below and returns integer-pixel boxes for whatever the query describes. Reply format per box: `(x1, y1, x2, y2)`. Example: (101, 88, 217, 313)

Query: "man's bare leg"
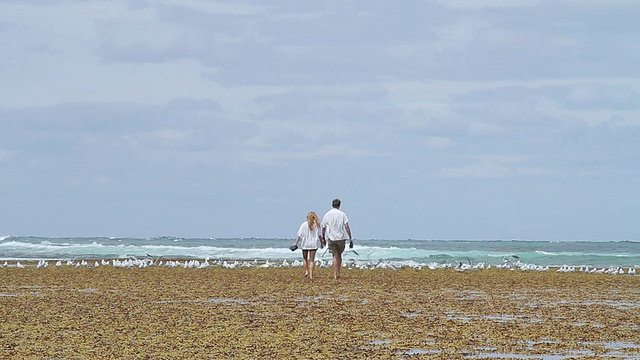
(333, 252, 342, 279)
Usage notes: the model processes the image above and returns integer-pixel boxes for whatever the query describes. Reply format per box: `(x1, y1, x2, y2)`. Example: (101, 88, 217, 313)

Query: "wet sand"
(1, 265, 639, 359)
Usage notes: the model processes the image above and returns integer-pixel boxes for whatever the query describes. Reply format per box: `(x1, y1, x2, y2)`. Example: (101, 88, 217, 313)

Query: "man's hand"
(349, 240, 354, 249)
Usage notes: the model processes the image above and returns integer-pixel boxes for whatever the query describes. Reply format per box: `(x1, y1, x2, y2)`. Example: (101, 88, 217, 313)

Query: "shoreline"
(2, 267, 640, 358)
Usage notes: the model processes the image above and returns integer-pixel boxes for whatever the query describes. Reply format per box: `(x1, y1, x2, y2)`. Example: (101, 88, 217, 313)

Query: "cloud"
(91, 2, 444, 85)
(435, 155, 529, 178)
(0, 98, 253, 170)
(0, 149, 16, 161)
(89, 0, 638, 87)
(1, 0, 639, 238)
(435, 0, 541, 9)
(562, 84, 640, 110)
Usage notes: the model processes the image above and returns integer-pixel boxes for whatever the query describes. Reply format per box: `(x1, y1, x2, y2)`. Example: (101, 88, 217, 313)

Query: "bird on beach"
(1, 261, 7, 267)
(223, 260, 238, 269)
(146, 253, 162, 265)
(375, 261, 397, 270)
(16, 262, 24, 268)
(473, 262, 487, 270)
(456, 261, 472, 271)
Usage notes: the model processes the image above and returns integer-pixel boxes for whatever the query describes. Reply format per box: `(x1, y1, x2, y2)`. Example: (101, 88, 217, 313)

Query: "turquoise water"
(1, 236, 638, 268)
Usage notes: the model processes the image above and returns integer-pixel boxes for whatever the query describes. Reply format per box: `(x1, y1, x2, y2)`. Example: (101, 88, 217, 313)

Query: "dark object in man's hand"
(349, 241, 354, 249)
(289, 245, 298, 251)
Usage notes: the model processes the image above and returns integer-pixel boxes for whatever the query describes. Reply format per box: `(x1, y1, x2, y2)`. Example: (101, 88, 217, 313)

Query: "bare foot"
(304, 272, 309, 277)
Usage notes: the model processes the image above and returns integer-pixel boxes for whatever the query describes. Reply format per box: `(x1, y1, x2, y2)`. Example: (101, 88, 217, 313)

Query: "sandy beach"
(1, 264, 639, 359)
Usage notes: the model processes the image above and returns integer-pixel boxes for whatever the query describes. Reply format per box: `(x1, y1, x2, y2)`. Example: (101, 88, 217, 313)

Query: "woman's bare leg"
(302, 250, 309, 277)
(308, 250, 317, 280)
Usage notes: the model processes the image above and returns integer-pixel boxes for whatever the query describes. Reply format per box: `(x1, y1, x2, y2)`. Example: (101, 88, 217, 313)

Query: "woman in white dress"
(292, 211, 323, 279)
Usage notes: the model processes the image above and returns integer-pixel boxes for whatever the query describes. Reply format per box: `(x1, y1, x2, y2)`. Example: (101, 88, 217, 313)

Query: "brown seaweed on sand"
(1, 266, 639, 358)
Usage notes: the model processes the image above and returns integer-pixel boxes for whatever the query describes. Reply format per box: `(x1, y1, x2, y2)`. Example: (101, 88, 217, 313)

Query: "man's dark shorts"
(328, 240, 346, 255)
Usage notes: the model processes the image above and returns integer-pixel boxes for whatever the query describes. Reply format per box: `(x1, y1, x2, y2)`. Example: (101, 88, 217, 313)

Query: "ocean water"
(1, 235, 639, 269)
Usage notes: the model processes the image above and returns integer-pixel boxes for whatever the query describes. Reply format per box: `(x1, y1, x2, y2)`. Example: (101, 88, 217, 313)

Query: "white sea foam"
(535, 250, 557, 255)
(2, 237, 640, 269)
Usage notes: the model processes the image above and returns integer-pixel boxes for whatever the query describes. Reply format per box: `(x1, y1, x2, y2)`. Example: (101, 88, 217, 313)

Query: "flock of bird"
(0, 256, 638, 275)
(556, 264, 637, 275)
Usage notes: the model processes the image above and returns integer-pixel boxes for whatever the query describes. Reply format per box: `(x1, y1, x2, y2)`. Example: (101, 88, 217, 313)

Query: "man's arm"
(321, 226, 327, 246)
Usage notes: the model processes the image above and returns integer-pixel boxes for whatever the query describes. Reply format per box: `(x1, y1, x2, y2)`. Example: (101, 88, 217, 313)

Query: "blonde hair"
(307, 211, 319, 230)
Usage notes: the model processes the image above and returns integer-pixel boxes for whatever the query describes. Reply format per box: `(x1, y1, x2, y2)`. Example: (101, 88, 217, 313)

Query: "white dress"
(297, 221, 320, 250)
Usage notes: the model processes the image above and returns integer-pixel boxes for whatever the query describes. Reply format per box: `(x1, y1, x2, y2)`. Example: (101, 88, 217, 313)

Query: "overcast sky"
(1, 0, 638, 240)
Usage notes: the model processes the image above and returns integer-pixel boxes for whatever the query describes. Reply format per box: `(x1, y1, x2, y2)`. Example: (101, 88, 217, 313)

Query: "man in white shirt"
(321, 198, 353, 279)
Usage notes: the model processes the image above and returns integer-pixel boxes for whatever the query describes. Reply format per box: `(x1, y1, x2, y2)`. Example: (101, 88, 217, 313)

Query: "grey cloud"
(455, 83, 640, 111)
(93, 2, 443, 85)
(2, 1, 639, 238)
(0, 22, 14, 32)
(0, 99, 256, 174)
(426, 2, 640, 80)
(0, 0, 64, 5)
(449, 87, 590, 148)
(96, 38, 181, 64)
(448, 86, 588, 141)
(558, 84, 640, 111)
(91, 1, 640, 86)
(260, 1, 445, 45)
(235, 79, 639, 179)
(438, 85, 639, 176)
(5, 3, 640, 171)
(247, 85, 402, 152)
(253, 84, 388, 109)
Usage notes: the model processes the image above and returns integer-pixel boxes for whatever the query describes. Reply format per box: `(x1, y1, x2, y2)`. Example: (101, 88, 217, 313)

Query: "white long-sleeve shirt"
(297, 221, 320, 250)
